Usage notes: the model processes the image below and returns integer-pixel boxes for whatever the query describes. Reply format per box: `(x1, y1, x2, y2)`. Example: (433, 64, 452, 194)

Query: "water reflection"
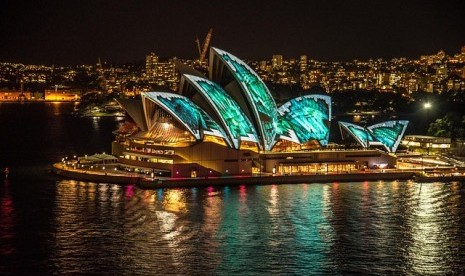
(162, 189, 186, 213)
(23, 180, 465, 274)
(407, 183, 461, 275)
(50, 102, 62, 116)
(91, 116, 100, 131)
(268, 184, 279, 215)
(0, 180, 15, 256)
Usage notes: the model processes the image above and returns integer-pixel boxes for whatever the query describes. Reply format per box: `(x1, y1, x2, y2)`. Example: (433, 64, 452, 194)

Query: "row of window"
(123, 154, 173, 164)
(127, 147, 175, 155)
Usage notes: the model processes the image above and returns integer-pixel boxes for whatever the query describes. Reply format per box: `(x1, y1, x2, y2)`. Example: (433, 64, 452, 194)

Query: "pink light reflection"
(125, 185, 134, 198)
(239, 185, 246, 201)
(0, 180, 16, 255)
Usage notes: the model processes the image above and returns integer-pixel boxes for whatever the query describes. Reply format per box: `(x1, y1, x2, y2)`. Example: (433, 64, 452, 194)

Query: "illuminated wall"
(211, 47, 279, 151)
(278, 95, 332, 146)
(142, 92, 231, 147)
(183, 74, 258, 149)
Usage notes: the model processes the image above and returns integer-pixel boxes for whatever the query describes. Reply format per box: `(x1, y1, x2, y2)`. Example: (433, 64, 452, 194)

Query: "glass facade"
(213, 48, 279, 151)
(279, 163, 358, 175)
(278, 95, 331, 146)
(183, 74, 258, 149)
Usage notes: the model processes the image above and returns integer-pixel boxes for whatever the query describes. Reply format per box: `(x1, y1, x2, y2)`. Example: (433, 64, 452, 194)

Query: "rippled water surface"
(1, 103, 465, 275)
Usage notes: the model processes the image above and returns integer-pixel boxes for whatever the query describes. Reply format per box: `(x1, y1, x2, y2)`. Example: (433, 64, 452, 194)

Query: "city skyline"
(1, 0, 464, 64)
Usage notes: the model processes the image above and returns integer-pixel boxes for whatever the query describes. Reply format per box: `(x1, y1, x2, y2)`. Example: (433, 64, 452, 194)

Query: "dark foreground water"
(1, 103, 465, 275)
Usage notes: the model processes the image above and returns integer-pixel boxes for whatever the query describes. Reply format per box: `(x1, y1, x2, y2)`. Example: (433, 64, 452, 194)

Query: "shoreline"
(52, 163, 139, 185)
(51, 162, 454, 189)
(0, 100, 79, 103)
(138, 171, 417, 189)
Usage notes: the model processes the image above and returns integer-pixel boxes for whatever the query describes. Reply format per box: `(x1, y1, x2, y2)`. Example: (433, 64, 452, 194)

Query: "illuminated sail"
(211, 48, 279, 151)
(368, 120, 409, 152)
(142, 92, 232, 147)
(182, 74, 258, 149)
(278, 95, 331, 146)
(339, 120, 409, 152)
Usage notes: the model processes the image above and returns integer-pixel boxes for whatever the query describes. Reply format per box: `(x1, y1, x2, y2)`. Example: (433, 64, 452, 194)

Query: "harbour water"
(1, 103, 465, 275)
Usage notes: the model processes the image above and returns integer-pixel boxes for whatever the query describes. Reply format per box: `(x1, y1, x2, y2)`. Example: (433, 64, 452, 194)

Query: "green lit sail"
(339, 121, 377, 148)
(184, 75, 258, 149)
(213, 48, 279, 151)
(339, 120, 409, 152)
(277, 117, 299, 144)
(143, 92, 231, 146)
(278, 95, 331, 146)
(347, 125, 377, 147)
(368, 120, 409, 152)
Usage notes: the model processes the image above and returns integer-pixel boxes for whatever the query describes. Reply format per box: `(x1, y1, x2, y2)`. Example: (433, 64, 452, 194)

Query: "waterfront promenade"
(52, 162, 425, 189)
(52, 163, 139, 185)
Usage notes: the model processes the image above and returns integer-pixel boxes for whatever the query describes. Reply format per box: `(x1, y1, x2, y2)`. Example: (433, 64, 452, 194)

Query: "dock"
(52, 162, 424, 189)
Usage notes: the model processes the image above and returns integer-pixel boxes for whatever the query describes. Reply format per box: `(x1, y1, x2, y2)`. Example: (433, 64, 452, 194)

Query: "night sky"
(1, 0, 464, 64)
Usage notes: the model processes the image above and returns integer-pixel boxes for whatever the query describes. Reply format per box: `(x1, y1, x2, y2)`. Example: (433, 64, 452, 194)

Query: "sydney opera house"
(112, 48, 409, 177)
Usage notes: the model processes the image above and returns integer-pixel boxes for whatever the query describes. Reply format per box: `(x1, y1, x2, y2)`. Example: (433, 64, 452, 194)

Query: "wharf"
(138, 172, 416, 189)
(53, 162, 419, 189)
(414, 174, 465, 183)
(52, 163, 139, 185)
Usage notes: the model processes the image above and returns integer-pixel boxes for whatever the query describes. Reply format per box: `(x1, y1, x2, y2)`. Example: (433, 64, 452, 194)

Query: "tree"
(427, 113, 465, 141)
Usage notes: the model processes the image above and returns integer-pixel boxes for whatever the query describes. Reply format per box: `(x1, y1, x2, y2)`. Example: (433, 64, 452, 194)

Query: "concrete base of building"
(52, 163, 139, 185)
(138, 171, 417, 189)
(55, 162, 465, 190)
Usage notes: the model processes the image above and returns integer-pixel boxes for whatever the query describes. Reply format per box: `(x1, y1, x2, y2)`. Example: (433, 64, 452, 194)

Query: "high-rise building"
(259, 60, 267, 72)
(436, 65, 448, 79)
(299, 55, 307, 73)
(377, 73, 390, 86)
(146, 52, 159, 78)
(272, 55, 283, 69)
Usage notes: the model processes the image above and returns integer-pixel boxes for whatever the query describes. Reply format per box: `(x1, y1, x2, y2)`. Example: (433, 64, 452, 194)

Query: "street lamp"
(424, 102, 432, 155)
(424, 102, 431, 127)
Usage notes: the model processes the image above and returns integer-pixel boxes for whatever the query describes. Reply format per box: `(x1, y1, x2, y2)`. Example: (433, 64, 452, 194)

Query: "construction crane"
(195, 28, 213, 63)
